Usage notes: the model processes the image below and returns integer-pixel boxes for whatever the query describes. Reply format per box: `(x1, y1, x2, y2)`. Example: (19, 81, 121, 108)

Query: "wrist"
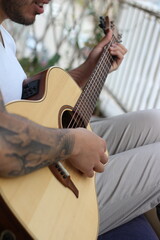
(69, 58, 95, 88)
(67, 128, 79, 158)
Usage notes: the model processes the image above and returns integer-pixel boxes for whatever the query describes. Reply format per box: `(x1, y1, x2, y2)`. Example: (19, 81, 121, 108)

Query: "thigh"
(91, 109, 160, 155)
(96, 142, 160, 235)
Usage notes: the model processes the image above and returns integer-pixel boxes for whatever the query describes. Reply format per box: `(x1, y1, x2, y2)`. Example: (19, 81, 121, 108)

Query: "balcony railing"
(100, 0, 160, 116)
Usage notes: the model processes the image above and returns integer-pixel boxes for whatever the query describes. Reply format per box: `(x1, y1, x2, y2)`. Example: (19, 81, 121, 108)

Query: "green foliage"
(19, 53, 61, 77)
(85, 24, 104, 49)
(19, 57, 41, 76)
(45, 53, 61, 69)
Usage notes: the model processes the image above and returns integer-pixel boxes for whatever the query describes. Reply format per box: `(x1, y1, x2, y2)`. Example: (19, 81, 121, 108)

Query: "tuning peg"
(99, 16, 105, 27)
(99, 16, 107, 34)
(99, 22, 104, 29)
(117, 33, 122, 43)
(110, 21, 115, 30)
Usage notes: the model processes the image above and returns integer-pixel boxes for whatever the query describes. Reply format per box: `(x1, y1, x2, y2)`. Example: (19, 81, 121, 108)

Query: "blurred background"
(4, 0, 160, 117)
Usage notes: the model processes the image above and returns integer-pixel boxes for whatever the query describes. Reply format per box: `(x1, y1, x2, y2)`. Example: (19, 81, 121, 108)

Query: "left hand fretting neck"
(73, 34, 117, 126)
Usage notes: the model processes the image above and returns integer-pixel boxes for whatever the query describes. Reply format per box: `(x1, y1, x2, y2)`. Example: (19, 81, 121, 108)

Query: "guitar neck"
(73, 35, 117, 126)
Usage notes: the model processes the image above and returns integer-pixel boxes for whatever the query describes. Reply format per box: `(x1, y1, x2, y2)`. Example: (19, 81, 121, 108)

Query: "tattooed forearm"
(0, 122, 74, 177)
(0, 101, 75, 178)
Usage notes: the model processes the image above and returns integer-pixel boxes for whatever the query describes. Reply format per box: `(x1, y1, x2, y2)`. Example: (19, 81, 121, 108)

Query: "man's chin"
(10, 14, 36, 26)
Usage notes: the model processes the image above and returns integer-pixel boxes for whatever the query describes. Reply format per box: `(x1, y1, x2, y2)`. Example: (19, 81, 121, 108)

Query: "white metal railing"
(100, 0, 160, 116)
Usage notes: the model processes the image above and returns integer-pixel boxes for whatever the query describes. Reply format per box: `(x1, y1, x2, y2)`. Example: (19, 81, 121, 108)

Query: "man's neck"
(0, 5, 7, 25)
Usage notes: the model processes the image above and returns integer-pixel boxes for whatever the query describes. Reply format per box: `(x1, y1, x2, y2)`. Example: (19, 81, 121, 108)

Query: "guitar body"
(0, 67, 99, 240)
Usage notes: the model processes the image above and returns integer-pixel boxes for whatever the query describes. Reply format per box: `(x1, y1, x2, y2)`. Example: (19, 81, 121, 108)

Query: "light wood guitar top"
(0, 67, 99, 240)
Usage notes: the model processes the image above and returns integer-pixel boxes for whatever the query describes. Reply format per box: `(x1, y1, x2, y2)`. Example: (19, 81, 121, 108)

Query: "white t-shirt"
(0, 25, 27, 104)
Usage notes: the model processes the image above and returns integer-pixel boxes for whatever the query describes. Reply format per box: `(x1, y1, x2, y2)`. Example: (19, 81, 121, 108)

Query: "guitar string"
(67, 64, 111, 129)
(75, 36, 116, 126)
(71, 19, 122, 127)
(82, 34, 118, 119)
(84, 34, 118, 100)
(74, 55, 112, 127)
(82, 59, 112, 125)
(77, 55, 112, 126)
(73, 38, 115, 128)
(67, 36, 116, 129)
(67, 35, 117, 129)
(72, 36, 115, 126)
(75, 34, 118, 125)
(66, 51, 112, 129)
(87, 53, 113, 107)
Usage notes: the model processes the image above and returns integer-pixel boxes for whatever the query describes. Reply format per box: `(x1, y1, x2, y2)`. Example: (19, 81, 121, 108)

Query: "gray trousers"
(91, 109, 160, 235)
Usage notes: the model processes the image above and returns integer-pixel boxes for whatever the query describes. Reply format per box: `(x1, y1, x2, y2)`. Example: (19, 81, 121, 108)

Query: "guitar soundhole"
(61, 109, 86, 129)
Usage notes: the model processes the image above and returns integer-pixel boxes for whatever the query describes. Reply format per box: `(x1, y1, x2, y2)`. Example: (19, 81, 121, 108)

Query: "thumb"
(98, 29, 113, 49)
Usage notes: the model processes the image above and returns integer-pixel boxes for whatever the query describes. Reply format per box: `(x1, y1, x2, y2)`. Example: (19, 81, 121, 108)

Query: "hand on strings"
(67, 128, 108, 178)
(109, 41, 127, 72)
(69, 29, 127, 88)
(88, 29, 127, 73)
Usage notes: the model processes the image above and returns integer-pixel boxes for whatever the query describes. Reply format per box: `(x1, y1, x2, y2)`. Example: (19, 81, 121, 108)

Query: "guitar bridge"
(49, 162, 79, 198)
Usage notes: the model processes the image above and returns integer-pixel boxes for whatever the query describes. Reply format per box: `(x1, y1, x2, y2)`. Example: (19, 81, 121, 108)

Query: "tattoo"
(54, 130, 74, 161)
(0, 94, 75, 177)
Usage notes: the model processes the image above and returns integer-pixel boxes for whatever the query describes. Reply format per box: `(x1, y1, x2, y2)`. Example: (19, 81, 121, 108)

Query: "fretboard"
(73, 35, 117, 127)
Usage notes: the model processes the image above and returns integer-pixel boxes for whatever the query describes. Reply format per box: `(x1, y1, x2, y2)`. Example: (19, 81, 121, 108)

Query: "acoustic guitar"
(0, 17, 120, 240)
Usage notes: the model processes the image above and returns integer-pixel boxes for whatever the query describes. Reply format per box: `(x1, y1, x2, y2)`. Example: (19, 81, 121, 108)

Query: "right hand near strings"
(68, 128, 108, 178)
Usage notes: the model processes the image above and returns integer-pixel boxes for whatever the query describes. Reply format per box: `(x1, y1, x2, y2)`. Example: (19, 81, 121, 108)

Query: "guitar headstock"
(99, 16, 122, 43)
(99, 16, 110, 35)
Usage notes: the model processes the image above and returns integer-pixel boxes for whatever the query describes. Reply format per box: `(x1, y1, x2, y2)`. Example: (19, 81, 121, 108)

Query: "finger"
(112, 51, 124, 62)
(110, 43, 127, 56)
(97, 29, 113, 49)
(93, 162, 105, 173)
(112, 42, 127, 51)
(101, 138, 107, 151)
(117, 43, 128, 54)
(86, 169, 95, 178)
(110, 47, 126, 58)
(100, 152, 108, 165)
